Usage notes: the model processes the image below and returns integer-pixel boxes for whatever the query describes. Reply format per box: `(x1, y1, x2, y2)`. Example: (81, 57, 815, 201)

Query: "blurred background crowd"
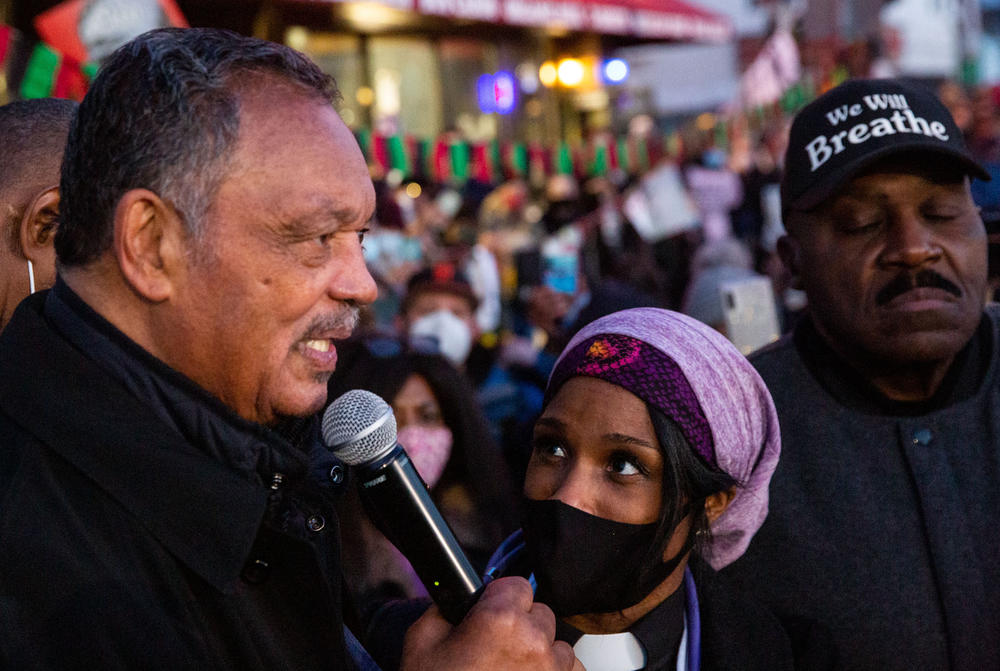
(5, 0, 1000, 617)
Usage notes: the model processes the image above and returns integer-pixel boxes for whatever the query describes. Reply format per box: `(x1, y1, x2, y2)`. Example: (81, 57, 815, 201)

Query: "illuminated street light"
(556, 58, 585, 87)
(602, 58, 629, 84)
(539, 61, 558, 88)
(356, 86, 375, 107)
(516, 61, 540, 94)
(342, 2, 409, 32)
(477, 71, 517, 114)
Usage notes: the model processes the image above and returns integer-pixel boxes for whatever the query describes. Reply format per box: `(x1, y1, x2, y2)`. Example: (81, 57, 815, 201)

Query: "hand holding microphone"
(324, 389, 580, 670)
(400, 577, 581, 671)
(322, 389, 483, 624)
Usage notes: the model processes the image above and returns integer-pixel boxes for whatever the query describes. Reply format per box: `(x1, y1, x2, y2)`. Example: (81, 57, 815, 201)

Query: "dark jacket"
(0, 291, 351, 670)
(721, 311, 1000, 670)
(360, 545, 831, 671)
(693, 559, 827, 671)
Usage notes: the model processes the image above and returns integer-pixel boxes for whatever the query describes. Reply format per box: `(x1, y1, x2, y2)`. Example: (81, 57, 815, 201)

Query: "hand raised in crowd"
(400, 576, 582, 671)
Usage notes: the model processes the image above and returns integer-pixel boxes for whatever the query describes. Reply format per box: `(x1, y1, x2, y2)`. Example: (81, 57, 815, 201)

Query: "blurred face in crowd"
(165, 83, 377, 425)
(392, 373, 444, 430)
(402, 289, 479, 366)
(393, 372, 452, 488)
(404, 290, 477, 335)
(782, 156, 987, 374)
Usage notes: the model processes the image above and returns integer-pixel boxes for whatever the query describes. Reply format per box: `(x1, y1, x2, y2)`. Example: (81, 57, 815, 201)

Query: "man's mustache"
(301, 305, 360, 341)
(875, 269, 962, 306)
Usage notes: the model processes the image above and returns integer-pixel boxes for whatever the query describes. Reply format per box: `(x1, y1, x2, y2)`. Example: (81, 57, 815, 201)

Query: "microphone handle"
(355, 445, 484, 624)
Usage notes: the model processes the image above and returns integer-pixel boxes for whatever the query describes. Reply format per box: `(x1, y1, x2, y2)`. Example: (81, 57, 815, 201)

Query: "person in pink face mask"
(327, 349, 517, 615)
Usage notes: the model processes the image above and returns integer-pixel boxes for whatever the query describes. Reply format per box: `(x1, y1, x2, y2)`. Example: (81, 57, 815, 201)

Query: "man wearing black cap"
(721, 79, 1000, 670)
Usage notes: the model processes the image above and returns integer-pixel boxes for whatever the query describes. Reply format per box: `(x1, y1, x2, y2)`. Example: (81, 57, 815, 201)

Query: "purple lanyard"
(683, 566, 701, 671)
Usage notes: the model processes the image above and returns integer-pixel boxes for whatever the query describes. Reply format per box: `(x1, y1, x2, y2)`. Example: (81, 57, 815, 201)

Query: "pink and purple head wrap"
(547, 307, 781, 570)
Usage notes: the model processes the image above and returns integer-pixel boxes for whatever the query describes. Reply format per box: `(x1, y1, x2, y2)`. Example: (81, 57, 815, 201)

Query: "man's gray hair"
(56, 27, 339, 267)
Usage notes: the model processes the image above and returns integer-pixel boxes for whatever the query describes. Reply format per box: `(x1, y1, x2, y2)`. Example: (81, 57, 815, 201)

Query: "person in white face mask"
(0, 98, 77, 332)
(398, 261, 551, 491)
(398, 262, 481, 369)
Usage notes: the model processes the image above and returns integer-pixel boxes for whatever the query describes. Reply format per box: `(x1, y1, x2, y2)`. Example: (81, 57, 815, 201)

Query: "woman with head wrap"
(484, 307, 826, 670)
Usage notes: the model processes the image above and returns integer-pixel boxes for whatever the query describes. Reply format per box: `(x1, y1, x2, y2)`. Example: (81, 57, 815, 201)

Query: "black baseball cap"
(782, 78, 990, 212)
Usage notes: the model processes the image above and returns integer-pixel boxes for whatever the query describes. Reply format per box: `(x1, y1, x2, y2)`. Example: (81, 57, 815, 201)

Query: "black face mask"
(520, 498, 692, 617)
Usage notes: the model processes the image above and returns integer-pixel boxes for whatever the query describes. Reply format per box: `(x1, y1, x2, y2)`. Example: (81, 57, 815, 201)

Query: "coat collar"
(793, 310, 995, 416)
(0, 292, 273, 593)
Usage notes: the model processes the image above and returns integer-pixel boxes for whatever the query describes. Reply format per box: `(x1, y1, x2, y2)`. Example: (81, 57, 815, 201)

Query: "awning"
(626, 0, 732, 42)
(313, 0, 732, 42)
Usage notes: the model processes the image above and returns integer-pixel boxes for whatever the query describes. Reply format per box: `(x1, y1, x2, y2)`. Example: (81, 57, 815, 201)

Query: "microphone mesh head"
(322, 389, 398, 465)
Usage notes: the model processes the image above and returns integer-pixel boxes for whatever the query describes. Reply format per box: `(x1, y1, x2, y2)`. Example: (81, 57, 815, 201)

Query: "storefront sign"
(322, 0, 730, 42)
(503, 0, 587, 31)
(634, 9, 730, 42)
(588, 3, 631, 35)
(418, 0, 500, 22)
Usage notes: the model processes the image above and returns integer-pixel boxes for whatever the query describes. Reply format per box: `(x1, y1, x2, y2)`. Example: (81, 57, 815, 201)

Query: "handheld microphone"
(322, 389, 483, 624)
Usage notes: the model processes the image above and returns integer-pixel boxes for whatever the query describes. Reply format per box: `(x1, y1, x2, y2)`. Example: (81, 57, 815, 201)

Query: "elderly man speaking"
(722, 79, 1000, 670)
(0, 28, 578, 671)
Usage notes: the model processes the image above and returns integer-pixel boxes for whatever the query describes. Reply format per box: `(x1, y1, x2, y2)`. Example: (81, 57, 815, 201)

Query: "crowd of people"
(1, 25, 999, 671)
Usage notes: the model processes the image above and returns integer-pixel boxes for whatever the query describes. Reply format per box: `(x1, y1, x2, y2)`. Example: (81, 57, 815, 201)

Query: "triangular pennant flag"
(591, 143, 609, 177)
(433, 139, 451, 182)
(387, 135, 409, 176)
(472, 143, 492, 184)
(0, 25, 14, 69)
(21, 42, 61, 99)
(450, 141, 470, 183)
(616, 137, 631, 174)
(529, 143, 551, 180)
(511, 143, 528, 177)
(556, 142, 573, 175)
(489, 139, 502, 181)
(355, 128, 371, 163)
(499, 142, 512, 178)
(417, 138, 433, 181)
(372, 134, 389, 174)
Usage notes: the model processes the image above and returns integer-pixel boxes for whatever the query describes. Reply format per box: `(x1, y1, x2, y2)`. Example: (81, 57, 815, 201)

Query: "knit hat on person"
(546, 307, 780, 570)
(782, 78, 989, 212)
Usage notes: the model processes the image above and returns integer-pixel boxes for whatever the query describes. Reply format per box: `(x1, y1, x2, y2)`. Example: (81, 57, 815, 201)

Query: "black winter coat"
(0, 292, 351, 670)
(722, 312, 1000, 670)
